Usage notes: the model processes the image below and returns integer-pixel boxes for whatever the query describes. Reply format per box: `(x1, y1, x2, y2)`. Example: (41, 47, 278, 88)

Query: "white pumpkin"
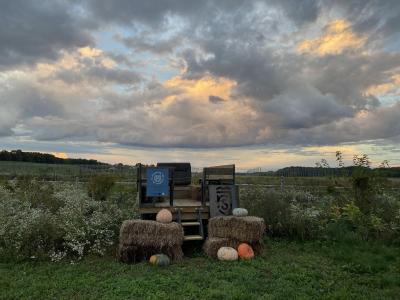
(217, 247, 238, 261)
(232, 208, 248, 217)
(156, 209, 173, 223)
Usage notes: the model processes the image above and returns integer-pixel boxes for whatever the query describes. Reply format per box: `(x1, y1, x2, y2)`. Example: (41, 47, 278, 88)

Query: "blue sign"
(147, 168, 169, 197)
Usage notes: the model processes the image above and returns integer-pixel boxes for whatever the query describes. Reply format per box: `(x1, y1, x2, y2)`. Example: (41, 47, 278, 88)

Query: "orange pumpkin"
(149, 255, 158, 264)
(237, 243, 254, 260)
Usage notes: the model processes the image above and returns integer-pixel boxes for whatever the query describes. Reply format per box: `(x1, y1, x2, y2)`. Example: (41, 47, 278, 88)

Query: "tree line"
(0, 150, 104, 165)
(245, 166, 400, 177)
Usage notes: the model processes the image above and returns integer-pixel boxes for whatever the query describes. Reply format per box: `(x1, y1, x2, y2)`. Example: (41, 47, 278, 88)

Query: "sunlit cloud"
(53, 152, 68, 159)
(365, 74, 400, 96)
(164, 75, 236, 103)
(297, 19, 367, 56)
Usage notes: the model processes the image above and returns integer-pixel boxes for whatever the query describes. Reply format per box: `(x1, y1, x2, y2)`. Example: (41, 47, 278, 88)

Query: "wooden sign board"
(209, 185, 239, 217)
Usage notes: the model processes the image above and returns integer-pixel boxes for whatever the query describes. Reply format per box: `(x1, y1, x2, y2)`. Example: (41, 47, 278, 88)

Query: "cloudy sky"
(1, 0, 400, 170)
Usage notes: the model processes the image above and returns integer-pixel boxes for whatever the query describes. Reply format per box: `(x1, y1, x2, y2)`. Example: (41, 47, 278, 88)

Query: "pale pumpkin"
(217, 247, 238, 261)
(237, 243, 254, 260)
(156, 209, 173, 223)
(232, 208, 248, 217)
(149, 254, 170, 266)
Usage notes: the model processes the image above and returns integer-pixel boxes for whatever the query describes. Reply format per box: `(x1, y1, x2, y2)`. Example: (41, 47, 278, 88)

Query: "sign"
(209, 185, 238, 217)
(147, 168, 169, 197)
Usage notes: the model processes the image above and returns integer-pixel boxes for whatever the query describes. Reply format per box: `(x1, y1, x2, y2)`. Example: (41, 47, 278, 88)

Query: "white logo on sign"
(151, 171, 164, 185)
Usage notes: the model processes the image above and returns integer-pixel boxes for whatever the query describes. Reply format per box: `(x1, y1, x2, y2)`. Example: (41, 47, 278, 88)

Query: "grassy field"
(0, 161, 136, 182)
(1, 239, 399, 300)
(1, 161, 400, 189)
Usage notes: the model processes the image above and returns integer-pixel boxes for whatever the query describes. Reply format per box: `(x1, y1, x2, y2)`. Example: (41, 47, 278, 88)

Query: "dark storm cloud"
(84, 0, 250, 27)
(0, 0, 93, 68)
(283, 103, 400, 146)
(115, 33, 183, 55)
(327, 0, 400, 34)
(269, 0, 321, 25)
(304, 52, 400, 109)
(0, 82, 64, 136)
(264, 84, 354, 129)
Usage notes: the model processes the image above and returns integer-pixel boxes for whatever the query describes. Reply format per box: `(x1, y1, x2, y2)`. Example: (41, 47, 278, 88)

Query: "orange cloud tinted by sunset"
(297, 19, 366, 56)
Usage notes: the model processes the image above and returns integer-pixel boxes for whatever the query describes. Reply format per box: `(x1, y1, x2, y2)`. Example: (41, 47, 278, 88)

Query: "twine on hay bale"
(203, 237, 264, 258)
(118, 220, 184, 263)
(208, 216, 265, 242)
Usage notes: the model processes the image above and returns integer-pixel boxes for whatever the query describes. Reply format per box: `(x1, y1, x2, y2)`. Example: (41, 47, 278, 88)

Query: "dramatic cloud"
(0, 0, 92, 69)
(297, 20, 366, 56)
(0, 0, 399, 160)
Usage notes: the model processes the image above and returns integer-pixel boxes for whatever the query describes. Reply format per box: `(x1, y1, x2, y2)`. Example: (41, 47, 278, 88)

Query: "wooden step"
(181, 221, 200, 226)
(184, 235, 203, 241)
(173, 186, 194, 191)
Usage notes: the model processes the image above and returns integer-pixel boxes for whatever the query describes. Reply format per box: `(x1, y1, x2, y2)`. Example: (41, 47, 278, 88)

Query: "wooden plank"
(153, 198, 202, 207)
(183, 235, 203, 241)
(181, 221, 200, 226)
(138, 206, 209, 214)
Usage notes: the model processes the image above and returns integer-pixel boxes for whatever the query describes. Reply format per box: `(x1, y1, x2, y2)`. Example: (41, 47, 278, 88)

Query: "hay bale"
(118, 244, 184, 263)
(208, 216, 265, 242)
(118, 220, 184, 263)
(119, 220, 184, 248)
(203, 237, 264, 258)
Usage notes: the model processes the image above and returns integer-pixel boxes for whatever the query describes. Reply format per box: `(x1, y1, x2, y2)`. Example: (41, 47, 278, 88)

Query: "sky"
(1, 0, 400, 170)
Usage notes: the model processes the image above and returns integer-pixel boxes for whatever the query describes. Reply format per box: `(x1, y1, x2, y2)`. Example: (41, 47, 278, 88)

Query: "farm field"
(2, 161, 400, 189)
(1, 239, 399, 300)
(0, 161, 136, 182)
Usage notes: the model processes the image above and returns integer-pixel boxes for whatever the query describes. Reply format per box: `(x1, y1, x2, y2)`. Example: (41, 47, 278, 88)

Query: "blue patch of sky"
(95, 27, 180, 83)
(377, 94, 400, 107)
(384, 32, 400, 52)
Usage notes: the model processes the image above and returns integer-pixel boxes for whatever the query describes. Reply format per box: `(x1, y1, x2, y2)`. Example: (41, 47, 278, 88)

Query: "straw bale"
(117, 220, 184, 263)
(118, 244, 183, 263)
(208, 216, 265, 242)
(203, 237, 264, 258)
(119, 220, 184, 248)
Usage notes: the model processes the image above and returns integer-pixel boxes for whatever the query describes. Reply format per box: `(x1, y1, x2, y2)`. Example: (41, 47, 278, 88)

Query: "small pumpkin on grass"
(217, 247, 238, 261)
(149, 254, 170, 266)
(237, 243, 254, 260)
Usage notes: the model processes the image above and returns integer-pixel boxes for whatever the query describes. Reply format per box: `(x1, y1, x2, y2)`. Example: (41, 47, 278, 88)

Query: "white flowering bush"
(0, 181, 128, 261)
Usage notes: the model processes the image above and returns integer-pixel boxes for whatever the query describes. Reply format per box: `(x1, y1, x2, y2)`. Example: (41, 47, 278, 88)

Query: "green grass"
(1, 239, 399, 300)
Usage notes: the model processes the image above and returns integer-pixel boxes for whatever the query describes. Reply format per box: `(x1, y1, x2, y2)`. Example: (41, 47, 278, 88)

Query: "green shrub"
(240, 187, 324, 240)
(240, 184, 400, 243)
(87, 174, 116, 201)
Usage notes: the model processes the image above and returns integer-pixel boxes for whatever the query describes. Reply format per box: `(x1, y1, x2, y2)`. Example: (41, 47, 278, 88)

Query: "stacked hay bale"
(203, 216, 265, 258)
(118, 219, 184, 263)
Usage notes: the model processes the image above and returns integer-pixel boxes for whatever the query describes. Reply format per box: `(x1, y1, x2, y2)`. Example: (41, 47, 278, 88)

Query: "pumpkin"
(217, 247, 238, 261)
(156, 209, 173, 223)
(237, 243, 254, 260)
(232, 208, 248, 217)
(149, 254, 170, 266)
